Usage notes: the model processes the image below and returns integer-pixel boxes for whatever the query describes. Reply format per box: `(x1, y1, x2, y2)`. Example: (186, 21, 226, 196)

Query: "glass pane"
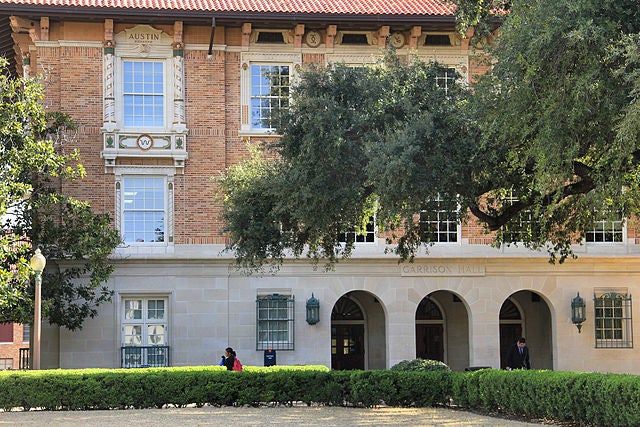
(124, 300, 143, 320)
(124, 325, 142, 345)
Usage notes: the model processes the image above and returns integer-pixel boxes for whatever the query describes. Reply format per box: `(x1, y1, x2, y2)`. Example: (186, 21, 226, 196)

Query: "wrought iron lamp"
(571, 292, 586, 333)
(29, 248, 46, 369)
(306, 293, 319, 325)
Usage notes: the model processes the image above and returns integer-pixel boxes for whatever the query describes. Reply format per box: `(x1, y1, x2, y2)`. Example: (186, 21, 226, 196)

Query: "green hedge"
(0, 366, 450, 411)
(450, 369, 640, 426)
(1, 366, 639, 426)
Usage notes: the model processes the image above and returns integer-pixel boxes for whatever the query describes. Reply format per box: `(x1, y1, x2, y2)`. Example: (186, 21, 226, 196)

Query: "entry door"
(331, 325, 365, 370)
(500, 324, 522, 369)
(416, 324, 444, 362)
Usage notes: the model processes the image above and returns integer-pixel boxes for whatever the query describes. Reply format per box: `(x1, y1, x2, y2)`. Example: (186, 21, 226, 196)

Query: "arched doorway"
(500, 291, 553, 370)
(415, 297, 444, 362)
(331, 291, 386, 370)
(414, 291, 469, 371)
(499, 299, 523, 369)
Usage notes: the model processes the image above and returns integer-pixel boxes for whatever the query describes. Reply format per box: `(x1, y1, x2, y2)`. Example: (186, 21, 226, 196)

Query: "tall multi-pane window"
(122, 177, 165, 243)
(501, 190, 536, 242)
(256, 294, 295, 350)
(123, 61, 165, 128)
(250, 65, 290, 130)
(419, 195, 459, 243)
(594, 292, 633, 348)
(121, 297, 168, 367)
(585, 215, 624, 243)
(22, 324, 30, 343)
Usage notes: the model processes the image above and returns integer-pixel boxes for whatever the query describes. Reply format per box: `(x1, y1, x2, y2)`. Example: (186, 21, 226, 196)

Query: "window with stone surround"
(115, 169, 174, 246)
(121, 296, 169, 367)
(123, 60, 165, 128)
(250, 64, 289, 130)
(240, 52, 301, 134)
(256, 294, 295, 351)
(594, 291, 633, 348)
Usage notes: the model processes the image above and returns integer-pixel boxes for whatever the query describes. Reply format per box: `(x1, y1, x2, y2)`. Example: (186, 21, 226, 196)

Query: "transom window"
(594, 292, 633, 348)
(419, 195, 458, 243)
(585, 215, 624, 243)
(250, 64, 290, 130)
(123, 61, 165, 128)
(256, 294, 295, 350)
(122, 177, 165, 244)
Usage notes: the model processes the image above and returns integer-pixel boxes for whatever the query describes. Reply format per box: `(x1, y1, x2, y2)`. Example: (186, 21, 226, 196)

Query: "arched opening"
(414, 290, 469, 371)
(500, 291, 553, 370)
(331, 291, 386, 370)
(415, 297, 444, 362)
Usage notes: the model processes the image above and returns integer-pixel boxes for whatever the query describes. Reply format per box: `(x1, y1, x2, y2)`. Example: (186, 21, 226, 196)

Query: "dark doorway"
(416, 324, 444, 361)
(331, 295, 366, 370)
(499, 299, 523, 369)
(415, 297, 445, 362)
(331, 324, 365, 370)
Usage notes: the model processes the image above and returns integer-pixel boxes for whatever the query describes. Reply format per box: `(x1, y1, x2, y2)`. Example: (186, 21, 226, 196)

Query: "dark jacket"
(506, 343, 530, 370)
(223, 355, 235, 371)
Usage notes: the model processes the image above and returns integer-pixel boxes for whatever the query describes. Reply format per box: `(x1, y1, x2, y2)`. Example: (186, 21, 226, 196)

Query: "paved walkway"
(0, 406, 547, 426)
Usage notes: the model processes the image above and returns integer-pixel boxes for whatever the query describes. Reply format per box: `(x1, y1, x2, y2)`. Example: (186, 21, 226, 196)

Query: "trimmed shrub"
(390, 358, 450, 372)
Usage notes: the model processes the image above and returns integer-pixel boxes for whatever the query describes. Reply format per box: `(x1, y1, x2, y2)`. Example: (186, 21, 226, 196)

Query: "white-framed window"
(109, 25, 176, 134)
(22, 324, 29, 343)
(122, 176, 166, 244)
(435, 67, 457, 94)
(338, 216, 377, 244)
(256, 294, 295, 351)
(250, 64, 290, 130)
(121, 296, 169, 367)
(240, 52, 301, 134)
(122, 60, 165, 128)
(594, 291, 633, 348)
(501, 190, 537, 243)
(419, 195, 459, 243)
(0, 359, 12, 370)
(585, 215, 625, 243)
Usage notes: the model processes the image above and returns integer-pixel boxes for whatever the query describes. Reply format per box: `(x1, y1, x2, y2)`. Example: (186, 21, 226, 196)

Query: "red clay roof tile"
(0, 0, 455, 15)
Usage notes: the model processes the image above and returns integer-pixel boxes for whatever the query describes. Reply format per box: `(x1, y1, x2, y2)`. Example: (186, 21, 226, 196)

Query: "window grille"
(435, 67, 456, 94)
(256, 294, 295, 350)
(594, 292, 633, 348)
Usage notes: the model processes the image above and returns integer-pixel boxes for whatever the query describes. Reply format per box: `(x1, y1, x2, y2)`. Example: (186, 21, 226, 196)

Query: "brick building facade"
(1, 0, 638, 373)
(0, 323, 28, 369)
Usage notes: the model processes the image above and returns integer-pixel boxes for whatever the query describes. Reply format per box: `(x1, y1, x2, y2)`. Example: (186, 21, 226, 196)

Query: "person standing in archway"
(506, 337, 531, 370)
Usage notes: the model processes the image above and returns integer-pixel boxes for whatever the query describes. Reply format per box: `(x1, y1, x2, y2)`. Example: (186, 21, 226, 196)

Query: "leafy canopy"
(221, 0, 640, 271)
(0, 58, 121, 330)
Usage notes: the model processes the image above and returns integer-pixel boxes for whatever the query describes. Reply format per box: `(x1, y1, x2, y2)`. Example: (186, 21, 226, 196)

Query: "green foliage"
(0, 57, 120, 329)
(222, 0, 640, 271)
(1, 366, 639, 426)
(390, 358, 451, 372)
(220, 53, 476, 271)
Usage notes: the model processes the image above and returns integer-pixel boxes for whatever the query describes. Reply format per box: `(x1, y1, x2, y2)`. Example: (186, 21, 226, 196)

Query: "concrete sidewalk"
(0, 406, 546, 426)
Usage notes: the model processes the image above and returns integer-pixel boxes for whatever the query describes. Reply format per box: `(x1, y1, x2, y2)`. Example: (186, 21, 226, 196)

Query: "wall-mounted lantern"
(571, 292, 586, 333)
(306, 293, 319, 325)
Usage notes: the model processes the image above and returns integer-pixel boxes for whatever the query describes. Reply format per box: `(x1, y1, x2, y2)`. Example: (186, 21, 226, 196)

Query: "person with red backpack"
(221, 347, 242, 371)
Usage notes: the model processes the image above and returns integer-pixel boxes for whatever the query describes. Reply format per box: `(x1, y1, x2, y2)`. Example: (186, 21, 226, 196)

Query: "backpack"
(232, 357, 243, 371)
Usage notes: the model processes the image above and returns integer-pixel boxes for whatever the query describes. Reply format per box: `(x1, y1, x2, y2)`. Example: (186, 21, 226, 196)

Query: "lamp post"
(29, 248, 46, 370)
